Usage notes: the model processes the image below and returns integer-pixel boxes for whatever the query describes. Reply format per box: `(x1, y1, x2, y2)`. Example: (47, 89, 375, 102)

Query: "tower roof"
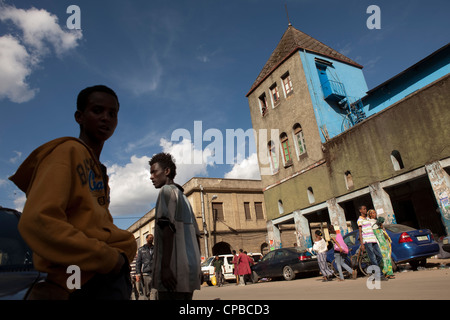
(246, 25, 363, 97)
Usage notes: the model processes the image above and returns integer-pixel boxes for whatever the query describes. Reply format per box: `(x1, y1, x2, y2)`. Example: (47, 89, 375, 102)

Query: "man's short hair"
(77, 85, 120, 111)
(149, 153, 177, 180)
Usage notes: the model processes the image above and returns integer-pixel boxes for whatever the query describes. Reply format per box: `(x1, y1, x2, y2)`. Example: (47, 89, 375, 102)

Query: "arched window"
(307, 187, 315, 204)
(391, 150, 404, 171)
(280, 132, 292, 165)
(344, 170, 354, 189)
(292, 123, 307, 157)
(267, 140, 279, 174)
(278, 200, 284, 215)
(259, 93, 268, 116)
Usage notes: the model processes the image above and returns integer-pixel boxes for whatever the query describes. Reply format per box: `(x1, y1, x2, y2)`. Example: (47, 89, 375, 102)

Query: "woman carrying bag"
(328, 225, 355, 281)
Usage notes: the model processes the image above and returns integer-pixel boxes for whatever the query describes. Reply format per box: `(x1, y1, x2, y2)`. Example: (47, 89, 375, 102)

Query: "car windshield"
(261, 251, 275, 262)
(201, 257, 214, 267)
(0, 209, 33, 271)
(344, 232, 358, 246)
(384, 224, 416, 233)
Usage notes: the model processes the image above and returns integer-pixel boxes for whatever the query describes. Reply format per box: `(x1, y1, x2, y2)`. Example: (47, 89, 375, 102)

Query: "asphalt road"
(194, 259, 450, 300)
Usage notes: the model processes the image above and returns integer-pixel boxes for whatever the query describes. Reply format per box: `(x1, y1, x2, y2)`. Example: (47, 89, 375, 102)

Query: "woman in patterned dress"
(368, 209, 395, 279)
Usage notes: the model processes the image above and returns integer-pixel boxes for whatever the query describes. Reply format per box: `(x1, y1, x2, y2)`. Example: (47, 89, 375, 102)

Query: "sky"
(0, 0, 449, 230)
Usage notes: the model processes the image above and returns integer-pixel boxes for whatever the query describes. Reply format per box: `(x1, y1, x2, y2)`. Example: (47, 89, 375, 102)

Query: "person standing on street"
(136, 234, 156, 299)
(358, 206, 388, 281)
(10, 85, 137, 299)
(329, 225, 354, 281)
(150, 153, 202, 300)
(311, 230, 334, 282)
(368, 209, 395, 279)
(231, 250, 240, 285)
(213, 256, 224, 287)
(237, 249, 253, 286)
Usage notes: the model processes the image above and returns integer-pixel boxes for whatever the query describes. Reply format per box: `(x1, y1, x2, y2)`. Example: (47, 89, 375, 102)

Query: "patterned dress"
(372, 222, 394, 276)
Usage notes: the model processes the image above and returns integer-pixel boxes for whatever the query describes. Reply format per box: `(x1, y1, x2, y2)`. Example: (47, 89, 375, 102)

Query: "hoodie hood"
(9, 137, 94, 195)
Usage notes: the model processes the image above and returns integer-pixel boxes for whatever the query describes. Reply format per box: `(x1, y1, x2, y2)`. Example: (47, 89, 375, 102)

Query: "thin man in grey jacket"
(136, 234, 155, 299)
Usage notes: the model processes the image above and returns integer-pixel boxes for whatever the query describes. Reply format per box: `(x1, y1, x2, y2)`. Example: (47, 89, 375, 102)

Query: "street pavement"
(193, 258, 450, 300)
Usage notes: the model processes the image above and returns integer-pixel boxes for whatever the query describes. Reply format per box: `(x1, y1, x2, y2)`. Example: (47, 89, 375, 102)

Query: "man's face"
(147, 234, 154, 245)
(360, 206, 367, 216)
(75, 91, 119, 144)
(150, 162, 169, 189)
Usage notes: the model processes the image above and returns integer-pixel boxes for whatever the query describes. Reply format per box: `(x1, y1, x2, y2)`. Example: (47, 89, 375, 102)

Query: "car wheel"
(282, 265, 295, 281)
(251, 271, 259, 283)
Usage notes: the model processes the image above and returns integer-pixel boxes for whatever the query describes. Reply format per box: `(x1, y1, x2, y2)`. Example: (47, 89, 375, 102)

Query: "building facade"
(246, 25, 450, 250)
(127, 177, 276, 260)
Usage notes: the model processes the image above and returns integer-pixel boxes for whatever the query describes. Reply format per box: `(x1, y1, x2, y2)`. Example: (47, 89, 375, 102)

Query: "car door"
(270, 249, 291, 276)
(224, 256, 234, 278)
(255, 251, 274, 277)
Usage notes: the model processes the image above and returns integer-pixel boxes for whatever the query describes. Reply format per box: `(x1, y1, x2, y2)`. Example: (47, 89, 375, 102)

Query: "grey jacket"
(136, 244, 154, 275)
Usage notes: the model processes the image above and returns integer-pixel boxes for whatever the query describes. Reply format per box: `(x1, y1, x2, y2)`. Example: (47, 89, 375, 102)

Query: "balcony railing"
(321, 80, 346, 101)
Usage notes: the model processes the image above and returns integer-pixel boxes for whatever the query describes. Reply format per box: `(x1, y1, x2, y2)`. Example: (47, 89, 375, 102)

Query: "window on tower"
(281, 72, 293, 97)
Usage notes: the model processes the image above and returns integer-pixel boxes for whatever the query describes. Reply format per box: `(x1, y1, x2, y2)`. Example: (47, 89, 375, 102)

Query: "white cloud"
(9, 150, 22, 164)
(0, 4, 82, 103)
(13, 194, 26, 212)
(108, 155, 154, 217)
(0, 35, 36, 102)
(224, 153, 261, 180)
(0, 4, 82, 55)
(108, 138, 213, 217)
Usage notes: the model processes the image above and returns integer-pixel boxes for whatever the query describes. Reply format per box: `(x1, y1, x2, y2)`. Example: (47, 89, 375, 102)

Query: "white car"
(201, 253, 262, 285)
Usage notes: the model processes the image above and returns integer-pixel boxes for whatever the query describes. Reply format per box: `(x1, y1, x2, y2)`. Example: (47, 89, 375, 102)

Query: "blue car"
(0, 207, 45, 300)
(326, 224, 440, 272)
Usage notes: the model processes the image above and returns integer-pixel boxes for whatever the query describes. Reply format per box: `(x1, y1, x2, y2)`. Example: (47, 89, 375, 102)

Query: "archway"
(260, 243, 269, 255)
(212, 242, 231, 256)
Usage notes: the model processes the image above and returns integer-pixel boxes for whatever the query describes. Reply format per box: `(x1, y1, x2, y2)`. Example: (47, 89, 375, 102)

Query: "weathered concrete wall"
(324, 74, 450, 195)
(263, 74, 450, 222)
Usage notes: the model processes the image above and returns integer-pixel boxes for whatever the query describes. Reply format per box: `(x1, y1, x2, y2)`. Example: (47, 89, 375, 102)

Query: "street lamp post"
(199, 184, 218, 258)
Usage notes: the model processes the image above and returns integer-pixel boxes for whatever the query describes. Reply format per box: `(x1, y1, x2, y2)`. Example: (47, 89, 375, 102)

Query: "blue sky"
(1, 0, 449, 230)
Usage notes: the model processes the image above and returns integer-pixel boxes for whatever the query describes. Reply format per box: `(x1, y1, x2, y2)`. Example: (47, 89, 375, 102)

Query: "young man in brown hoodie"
(9, 85, 137, 299)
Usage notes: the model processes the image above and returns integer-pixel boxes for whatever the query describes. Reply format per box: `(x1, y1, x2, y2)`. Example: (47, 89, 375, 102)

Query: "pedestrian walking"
(150, 153, 202, 300)
(311, 230, 334, 282)
(130, 254, 142, 300)
(231, 250, 239, 285)
(136, 234, 156, 299)
(10, 85, 137, 300)
(368, 209, 395, 279)
(329, 225, 354, 281)
(213, 256, 224, 287)
(237, 249, 253, 286)
(357, 206, 388, 281)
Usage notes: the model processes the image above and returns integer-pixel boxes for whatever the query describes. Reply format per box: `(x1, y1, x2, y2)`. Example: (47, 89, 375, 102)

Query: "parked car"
(251, 247, 319, 282)
(201, 252, 263, 285)
(326, 224, 440, 272)
(0, 207, 45, 300)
